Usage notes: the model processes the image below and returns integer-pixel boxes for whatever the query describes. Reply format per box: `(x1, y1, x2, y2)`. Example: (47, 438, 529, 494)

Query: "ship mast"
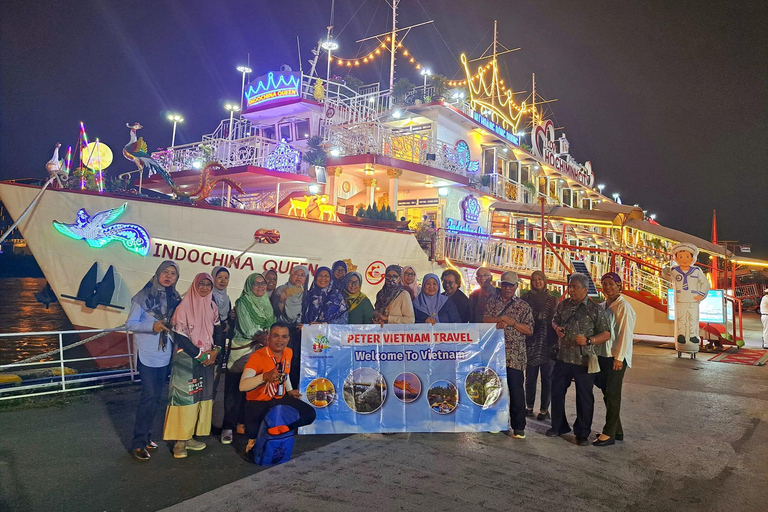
(389, 0, 399, 95)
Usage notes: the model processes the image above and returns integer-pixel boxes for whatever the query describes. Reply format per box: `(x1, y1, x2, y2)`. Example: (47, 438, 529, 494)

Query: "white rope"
(0, 175, 57, 244)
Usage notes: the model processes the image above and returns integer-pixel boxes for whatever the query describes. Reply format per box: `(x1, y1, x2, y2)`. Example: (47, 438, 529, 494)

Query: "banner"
(298, 323, 510, 434)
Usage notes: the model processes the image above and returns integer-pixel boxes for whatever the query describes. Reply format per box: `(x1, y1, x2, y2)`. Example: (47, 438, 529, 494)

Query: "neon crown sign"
(244, 72, 300, 109)
(460, 54, 528, 134)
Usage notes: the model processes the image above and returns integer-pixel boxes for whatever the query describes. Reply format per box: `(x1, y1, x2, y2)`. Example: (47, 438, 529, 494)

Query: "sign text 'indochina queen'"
(244, 72, 301, 109)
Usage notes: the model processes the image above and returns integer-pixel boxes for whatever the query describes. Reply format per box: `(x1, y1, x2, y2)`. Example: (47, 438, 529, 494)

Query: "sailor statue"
(662, 243, 710, 354)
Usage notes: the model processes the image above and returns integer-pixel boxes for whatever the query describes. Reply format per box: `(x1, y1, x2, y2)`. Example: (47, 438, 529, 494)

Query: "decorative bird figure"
(52, 203, 151, 256)
(123, 122, 179, 190)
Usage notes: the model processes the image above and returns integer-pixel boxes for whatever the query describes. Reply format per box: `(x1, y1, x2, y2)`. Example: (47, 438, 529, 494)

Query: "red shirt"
(244, 346, 292, 402)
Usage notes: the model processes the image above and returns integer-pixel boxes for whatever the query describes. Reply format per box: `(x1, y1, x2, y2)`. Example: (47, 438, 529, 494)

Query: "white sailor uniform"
(665, 265, 710, 353)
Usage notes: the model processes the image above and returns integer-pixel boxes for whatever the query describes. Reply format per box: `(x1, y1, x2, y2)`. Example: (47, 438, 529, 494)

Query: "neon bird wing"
(104, 223, 151, 256)
(89, 203, 127, 227)
(85, 238, 110, 248)
(52, 220, 83, 240)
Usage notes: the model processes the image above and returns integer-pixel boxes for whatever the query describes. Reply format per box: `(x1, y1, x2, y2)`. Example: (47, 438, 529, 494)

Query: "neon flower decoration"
(52, 203, 151, 256)
(265, 139, 301, 173)
(461, 195, 481, 224)
(244, 72, 300, 108)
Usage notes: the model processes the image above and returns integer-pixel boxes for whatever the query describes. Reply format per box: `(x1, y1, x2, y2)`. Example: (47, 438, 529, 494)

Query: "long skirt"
(163, 349, 215, 441)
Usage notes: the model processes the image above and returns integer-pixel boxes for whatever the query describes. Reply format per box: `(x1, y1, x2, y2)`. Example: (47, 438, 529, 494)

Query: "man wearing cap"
(549, 273, 611, 446)
(469, 267, 501, 323)
(662, 243, 709, 353)
(484, 271, 534, 439)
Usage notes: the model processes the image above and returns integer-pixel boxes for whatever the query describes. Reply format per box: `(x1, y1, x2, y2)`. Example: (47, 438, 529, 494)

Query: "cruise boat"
(0, 14, 759, 366)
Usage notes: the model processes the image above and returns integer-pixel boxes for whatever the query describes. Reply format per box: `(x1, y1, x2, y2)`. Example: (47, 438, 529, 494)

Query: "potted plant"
(303, 135, 327, 183)
(392, 78, 415, 105)
(338, 202, 409, 229)
(431, 74, 448, 101)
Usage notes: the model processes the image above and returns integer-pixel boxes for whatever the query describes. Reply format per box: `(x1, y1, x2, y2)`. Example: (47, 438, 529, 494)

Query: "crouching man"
(240, 321, 316, 455)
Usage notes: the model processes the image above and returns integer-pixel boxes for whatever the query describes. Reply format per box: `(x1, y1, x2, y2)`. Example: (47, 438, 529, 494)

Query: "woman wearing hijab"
(222, 273, 276, 444)
(401, 266, 420, 300)
(331, 260, 348, 292)
(343, 271, 374, 324)
(163, 273, 220, 459)
(302, 266, 348, 324)
(127, 261, 181, 461)
(413, 274, 462, 324)
(272, 265, 309, 388)
(373, 265, 415, 324)
(264, 269, 278, 299)
(210, 266, 233, 402)
(441, 269, 471, 323)
(521, 270, 558, 420)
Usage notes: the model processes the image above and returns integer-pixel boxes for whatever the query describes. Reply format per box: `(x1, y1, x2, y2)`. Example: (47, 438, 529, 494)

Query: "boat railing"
(152, 134, 309, 176)
(327, 122, 468, 177)
(0, 327, 136, 401)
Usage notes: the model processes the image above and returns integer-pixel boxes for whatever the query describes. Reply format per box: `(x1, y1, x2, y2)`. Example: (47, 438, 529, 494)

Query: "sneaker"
(236, 424, 245, 435)
(525, 408, 534, 417)
(133, 448, 151, 461)
(145, 440, 158, 451)
(185, 438, 207, 451)
(173, 441, 188, 459)
(221, 429, 233, 445)
(536, 411, 551, 421)
(575, 436, 590, 447)
(512, 430, 526, 439)
(545, 428, 570, 437)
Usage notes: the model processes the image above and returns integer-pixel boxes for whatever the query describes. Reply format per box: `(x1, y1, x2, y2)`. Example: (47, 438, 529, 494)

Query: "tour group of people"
(126, 258, 635, 461)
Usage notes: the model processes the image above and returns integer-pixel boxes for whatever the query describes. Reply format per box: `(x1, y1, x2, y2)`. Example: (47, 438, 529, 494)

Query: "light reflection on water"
(0, 278, 73, 365)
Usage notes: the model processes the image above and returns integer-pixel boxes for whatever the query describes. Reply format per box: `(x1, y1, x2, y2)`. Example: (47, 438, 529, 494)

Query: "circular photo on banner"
(393, 372, 422, 403)
(343, 367, 387, 414)
(427, 380, 459, 414)
(465, 367, 503, 407)
(306, 378, 335, 408)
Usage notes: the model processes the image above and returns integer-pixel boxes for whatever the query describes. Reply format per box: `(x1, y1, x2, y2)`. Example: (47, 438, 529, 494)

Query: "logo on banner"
(531, 119, 595, 187)
(365, 260, 386, 285)
(312, 335, 330, 353)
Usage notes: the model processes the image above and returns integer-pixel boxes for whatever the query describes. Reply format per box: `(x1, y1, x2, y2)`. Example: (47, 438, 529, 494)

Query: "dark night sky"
(2, 1, 767, 256)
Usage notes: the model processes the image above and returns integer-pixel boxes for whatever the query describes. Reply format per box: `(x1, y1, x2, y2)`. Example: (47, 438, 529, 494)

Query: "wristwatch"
(586, 337, 593, 345)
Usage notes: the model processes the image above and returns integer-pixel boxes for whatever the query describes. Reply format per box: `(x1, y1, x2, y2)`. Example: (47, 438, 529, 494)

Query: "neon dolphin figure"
(52, 203, 150, 256)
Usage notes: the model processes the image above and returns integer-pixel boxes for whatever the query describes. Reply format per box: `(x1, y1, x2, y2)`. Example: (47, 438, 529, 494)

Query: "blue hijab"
(331, 260, 348, 291)
(412, 273, 449, 321)
(302, 266, 348, 324)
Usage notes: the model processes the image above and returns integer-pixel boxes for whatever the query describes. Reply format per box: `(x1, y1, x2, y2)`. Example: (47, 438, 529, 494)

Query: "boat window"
(496, 157, 504, 175)
(483, 148, 495, 174)
(262, 125, 276, 141)
(508, 161, 519, 183)
(296, 119, 310, 140)
(279, 123, 292, 141)
(562, 188, 572, 207)
(538, 176, 547, 195)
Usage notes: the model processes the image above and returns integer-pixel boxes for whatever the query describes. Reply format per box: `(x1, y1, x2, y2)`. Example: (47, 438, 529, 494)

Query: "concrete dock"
(1, 314, 767, 512)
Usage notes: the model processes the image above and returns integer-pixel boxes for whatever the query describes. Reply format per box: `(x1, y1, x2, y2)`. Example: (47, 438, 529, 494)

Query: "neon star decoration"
(265, 139, 301, 173)
(460, 53, 528, 133)
(244, 72, 300, 108)
(53, 203, 151, 256)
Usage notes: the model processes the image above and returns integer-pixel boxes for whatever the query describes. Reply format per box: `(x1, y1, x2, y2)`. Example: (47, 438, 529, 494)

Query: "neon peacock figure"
(123, 122, 245, 202)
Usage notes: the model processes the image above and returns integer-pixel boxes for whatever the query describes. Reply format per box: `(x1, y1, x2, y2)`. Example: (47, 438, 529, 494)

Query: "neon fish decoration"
(244, 72, 300, 108)
(53, 203, 151, 256)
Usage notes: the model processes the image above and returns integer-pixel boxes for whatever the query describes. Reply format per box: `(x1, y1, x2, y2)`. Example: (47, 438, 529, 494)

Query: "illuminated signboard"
(531, 119, 595, 187)
(667, 289, 726, 325)
(460, 195, 481, 224)
(244, 72, 300, 109)
(471, 111, 519, 145)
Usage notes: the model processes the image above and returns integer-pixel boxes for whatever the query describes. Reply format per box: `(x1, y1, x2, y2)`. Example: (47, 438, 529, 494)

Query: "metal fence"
(0, 328, 136, 401)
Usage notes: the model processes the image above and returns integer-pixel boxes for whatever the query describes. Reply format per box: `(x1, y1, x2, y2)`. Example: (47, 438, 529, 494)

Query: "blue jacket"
(126, 302, 172, 368)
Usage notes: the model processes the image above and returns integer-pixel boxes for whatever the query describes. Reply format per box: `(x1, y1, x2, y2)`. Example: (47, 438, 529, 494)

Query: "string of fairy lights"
(331, 36, 424, 72)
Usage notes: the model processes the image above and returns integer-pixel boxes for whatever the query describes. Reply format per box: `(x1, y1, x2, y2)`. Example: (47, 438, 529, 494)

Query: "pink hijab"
(171, 273, 218, 352)
(402, 266, 420, 300)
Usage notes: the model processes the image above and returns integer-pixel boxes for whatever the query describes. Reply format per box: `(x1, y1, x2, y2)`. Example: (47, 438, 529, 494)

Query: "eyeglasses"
(403, 271, 416, 277)
(385, 274, 400, 279)
(253, 281, 268, 287)
(348, 280, 360, 286)
(443, 280, 457, 286)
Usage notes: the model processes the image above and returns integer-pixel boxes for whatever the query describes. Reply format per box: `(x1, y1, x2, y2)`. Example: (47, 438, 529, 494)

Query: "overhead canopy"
(624, 218, 728, 256)
(490, 201, 622, 224)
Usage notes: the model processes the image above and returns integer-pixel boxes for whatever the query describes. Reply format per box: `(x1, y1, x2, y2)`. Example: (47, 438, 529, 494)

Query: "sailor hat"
(670, 242, 699, 260)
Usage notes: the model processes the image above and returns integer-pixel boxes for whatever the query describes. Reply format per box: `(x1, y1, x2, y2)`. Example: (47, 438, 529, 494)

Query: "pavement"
(1, 313, 767, 512)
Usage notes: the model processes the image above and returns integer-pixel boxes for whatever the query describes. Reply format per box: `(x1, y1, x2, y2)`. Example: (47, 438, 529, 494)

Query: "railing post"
(58, 333, 66, 391)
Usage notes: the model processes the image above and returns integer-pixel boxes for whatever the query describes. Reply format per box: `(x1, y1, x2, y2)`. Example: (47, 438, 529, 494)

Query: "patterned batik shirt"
(485, 295, 534, 371)
(552, 296, 610, 366)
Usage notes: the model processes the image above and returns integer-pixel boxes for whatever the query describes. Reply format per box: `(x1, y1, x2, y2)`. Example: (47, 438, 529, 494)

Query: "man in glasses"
(441, 269, 471, 322)
(468, 266, 500, 323)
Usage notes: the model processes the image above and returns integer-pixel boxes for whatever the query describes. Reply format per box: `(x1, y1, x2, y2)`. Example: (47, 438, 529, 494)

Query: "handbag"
(587, 352, 600, 374)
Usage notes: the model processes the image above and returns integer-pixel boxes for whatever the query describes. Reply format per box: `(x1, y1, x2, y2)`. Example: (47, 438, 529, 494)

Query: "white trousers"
(674, 301, 700, 353)
(761, 315, 768, 348)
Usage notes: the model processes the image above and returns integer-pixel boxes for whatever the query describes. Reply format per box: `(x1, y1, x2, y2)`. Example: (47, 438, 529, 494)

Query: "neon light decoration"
(460, 195, 481, 224)
(52, 203, 151, 256)
(454, 140, 480, 173)
(64, 146, 73, 175)
(446, 218, 486, 235)
(531, 119, 595, 187)
(471, 111, 519, 145)
(265, 139, 301, 173)
(244, 72, 300, 108)
(460, 54, 527, 133)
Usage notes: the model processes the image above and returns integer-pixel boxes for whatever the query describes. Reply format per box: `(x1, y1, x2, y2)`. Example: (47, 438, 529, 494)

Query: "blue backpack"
(251, 405, 300, 466)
